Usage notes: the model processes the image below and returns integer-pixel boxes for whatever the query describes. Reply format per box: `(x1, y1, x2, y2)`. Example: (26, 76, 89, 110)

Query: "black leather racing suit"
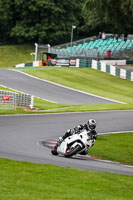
(63, 124, 97, 139)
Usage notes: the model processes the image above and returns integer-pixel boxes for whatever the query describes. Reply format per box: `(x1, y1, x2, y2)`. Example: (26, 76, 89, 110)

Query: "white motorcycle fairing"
(57, 130, 94, 157)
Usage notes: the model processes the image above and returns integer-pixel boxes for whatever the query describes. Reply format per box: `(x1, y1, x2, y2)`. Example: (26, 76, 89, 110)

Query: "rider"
(51, 119, 97, 155)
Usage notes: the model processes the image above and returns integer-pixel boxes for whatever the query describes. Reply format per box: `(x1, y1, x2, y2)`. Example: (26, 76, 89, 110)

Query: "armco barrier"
(91, 60, 133, 81)
(0, 90, 34, 109)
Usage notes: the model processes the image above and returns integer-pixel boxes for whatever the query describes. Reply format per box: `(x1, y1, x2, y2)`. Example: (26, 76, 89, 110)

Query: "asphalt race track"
(0, 111, 133, 176)
(0, 69, 133, 175)
(0, 69, 121, 104)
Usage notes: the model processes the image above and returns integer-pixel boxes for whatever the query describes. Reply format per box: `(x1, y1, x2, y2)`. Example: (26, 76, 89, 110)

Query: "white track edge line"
(10, 69, 126, 104)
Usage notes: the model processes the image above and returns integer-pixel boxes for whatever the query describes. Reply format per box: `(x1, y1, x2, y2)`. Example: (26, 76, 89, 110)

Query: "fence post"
(14, 94, 16, 111)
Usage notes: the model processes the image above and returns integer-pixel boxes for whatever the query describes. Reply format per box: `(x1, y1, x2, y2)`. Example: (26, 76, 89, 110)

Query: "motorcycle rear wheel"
(65, 144, 82, 158)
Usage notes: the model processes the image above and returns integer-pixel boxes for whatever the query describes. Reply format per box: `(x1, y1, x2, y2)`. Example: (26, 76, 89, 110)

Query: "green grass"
(0, 158, 133, 200)
(33, 103, 133, 113)
(0, 104, 14, 110)
(88, 133, 133, 165)
(34, 97, 68, 110)
(0, 85, 19, 92)
(0, 96, 69, 115)
(23, 67, 133, 106)
(0, 44, 34, 68)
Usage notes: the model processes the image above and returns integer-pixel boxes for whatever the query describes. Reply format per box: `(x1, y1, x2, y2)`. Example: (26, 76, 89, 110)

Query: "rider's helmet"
(87, 119, 96, 130)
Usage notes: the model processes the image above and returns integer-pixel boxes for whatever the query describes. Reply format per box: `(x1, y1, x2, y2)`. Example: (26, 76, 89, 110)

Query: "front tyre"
(51, 147, 58, 155)
(65, 144, 82, 158)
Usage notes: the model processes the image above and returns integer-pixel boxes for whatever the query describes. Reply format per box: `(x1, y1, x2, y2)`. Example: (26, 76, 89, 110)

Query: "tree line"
(0, 0, 133, 45)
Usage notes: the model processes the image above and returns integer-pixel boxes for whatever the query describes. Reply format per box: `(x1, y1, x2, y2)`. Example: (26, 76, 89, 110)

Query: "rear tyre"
(65, 144, 82, 158)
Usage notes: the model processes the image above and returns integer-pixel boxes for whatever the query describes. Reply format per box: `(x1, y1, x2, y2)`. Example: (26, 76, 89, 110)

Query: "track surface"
(0, 69, 133, 175)
(0, 111, 133, 176)
(0, 69, 120, 104)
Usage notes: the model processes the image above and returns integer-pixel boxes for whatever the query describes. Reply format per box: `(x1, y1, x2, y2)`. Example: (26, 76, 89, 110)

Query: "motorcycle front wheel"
(65, 144, 82, 158)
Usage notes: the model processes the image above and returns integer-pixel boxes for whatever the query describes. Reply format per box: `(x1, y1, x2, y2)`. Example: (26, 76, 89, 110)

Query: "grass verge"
(0, 85, 20, 93)
(88, 133, 133, 165)
(0, 158, 133, 200)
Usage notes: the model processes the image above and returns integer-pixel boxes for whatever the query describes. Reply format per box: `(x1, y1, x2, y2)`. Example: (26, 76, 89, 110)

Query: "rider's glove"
(84, 124, 88, 130)
(74, 124, 84, 134)
(93, 135, 97, 140)
(74, 126, 80, 134)
(66, 129, 71, 134)
(79, 124, 84, 130)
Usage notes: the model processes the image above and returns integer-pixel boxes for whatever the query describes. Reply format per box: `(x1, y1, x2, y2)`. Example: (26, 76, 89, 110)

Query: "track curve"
(0, 69, 133, 175)
(0, 111, 133, 176)
(0, 69, 121, 104)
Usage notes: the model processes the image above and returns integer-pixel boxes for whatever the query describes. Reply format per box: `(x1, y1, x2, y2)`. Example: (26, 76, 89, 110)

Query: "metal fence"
(35, 34, 133, 61)
(0, 90, 34, 110)
(53, 35, 97, 49)
(50, 43, 133, 61)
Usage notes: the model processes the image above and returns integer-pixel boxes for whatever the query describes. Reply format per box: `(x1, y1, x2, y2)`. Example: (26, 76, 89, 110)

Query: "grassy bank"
(89, 133, 133, 165)
(23, 67, 133, 106)
(0, 158, 133, 200)
(0, 44, 34, 68)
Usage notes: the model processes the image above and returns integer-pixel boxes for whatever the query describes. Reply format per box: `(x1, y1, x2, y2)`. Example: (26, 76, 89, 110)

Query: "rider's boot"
(51, 137, 63, 155)
(55, 137, 63, 149)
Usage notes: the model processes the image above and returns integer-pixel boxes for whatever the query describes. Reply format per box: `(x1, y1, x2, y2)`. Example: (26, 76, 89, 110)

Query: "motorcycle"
(51, 130, 95, 157)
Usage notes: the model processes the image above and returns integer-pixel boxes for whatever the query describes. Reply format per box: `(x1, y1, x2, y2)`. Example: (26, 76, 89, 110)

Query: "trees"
(0, 0, 84, 44)
(83, 0, 133, 35)
(1, 0, 133, 44)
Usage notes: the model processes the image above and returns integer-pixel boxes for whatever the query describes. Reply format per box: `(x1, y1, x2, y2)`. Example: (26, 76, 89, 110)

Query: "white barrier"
(91, 60, 133, 81)
(100, 60, 126, 65)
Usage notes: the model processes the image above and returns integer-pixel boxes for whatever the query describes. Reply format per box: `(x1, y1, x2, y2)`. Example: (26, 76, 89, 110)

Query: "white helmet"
(87, 119, 96, 130)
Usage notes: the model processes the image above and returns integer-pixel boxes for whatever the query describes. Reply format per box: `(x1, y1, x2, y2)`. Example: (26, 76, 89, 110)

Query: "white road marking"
(0, 109, 133, 117)
(10, 69, 126, 104)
